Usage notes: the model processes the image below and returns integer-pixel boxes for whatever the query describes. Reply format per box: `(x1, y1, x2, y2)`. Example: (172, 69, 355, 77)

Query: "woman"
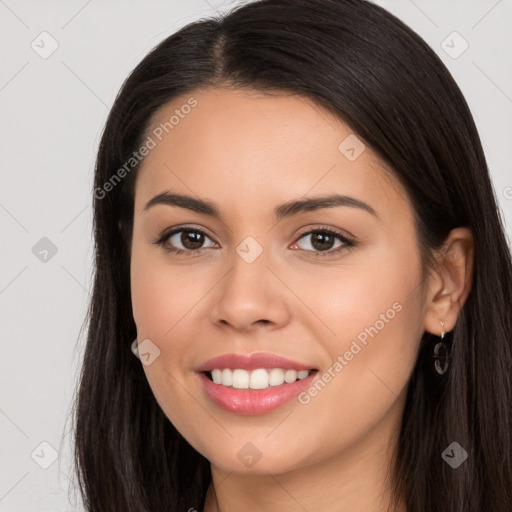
(72, 0, 512, 510)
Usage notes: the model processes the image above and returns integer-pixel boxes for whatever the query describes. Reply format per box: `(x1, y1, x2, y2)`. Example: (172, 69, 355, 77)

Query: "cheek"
(278, 286, 423, 464)
(292, 239, 424, 401)
(295, 239, 423, 341)
(130, 250, 206, 438)
(130, 241, 208, 340)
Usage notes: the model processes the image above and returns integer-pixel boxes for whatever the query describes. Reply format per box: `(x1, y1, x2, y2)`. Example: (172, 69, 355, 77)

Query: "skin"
(129, 87, 474, 512)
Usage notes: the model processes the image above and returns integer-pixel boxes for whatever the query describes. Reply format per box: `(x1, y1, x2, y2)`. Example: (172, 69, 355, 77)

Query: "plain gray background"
(1, 0, 511, 510)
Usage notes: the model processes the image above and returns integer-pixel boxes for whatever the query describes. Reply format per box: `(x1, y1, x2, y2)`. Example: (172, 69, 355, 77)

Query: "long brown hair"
(71, 0, 512, 510)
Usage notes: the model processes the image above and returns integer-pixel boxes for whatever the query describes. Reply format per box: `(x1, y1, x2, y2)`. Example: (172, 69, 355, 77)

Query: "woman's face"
(130, 87, 428, 474)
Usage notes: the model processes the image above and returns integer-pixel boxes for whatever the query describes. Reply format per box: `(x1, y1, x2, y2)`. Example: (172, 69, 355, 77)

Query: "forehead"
(133, 87, 408, 219)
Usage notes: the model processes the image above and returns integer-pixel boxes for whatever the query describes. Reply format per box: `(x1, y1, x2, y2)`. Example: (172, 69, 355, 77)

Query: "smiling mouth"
(203, 368, 318, 390)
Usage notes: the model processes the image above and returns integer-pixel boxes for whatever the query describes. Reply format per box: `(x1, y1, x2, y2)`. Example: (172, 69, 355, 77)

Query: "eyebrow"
(143, 190, 378, 220)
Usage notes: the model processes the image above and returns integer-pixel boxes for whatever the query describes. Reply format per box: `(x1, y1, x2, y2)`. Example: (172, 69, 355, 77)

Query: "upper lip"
(196, 352, 317, 372)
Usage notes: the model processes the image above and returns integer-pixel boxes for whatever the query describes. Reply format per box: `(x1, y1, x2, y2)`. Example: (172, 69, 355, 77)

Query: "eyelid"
(293, 224, 356, 243)
(153, 223, 357, 257)
(290, 225, 357, 256)
(154, 224, 217, 249)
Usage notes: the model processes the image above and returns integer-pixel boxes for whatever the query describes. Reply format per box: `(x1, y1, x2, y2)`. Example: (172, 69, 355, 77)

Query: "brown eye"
(156, 227, 217, 254)
(309, 231, 337, 251)
(176, 230, 205, 250)
(296, 230, 348, 252)
(291, 227, 356, 258)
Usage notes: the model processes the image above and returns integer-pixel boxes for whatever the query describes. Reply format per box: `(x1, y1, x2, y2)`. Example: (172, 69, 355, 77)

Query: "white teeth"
(221, 368, 233, 387)
(284, 369, 298, 383)
(249, 369, 269, 389)
(269, 368, 285, 386)
(232, 369, 249, 389)
(297, 370, 309, 380)
(211, 369, 222, 384)
(207, 368, 312, 389)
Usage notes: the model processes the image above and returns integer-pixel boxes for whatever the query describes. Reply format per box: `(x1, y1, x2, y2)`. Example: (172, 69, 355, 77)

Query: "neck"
(203, 403, 407, 512)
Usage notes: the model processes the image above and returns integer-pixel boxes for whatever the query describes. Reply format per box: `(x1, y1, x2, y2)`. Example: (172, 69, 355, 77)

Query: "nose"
(209, 245, 291, 332)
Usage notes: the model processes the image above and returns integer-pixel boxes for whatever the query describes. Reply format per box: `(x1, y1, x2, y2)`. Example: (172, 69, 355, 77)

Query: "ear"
(423, 227, 474, 336)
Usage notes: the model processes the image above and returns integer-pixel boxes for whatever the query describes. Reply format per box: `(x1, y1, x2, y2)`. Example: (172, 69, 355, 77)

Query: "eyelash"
(152, 224, 357, 258)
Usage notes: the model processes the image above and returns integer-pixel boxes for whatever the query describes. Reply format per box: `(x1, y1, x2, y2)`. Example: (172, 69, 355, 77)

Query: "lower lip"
(197, 371, 318, 415)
